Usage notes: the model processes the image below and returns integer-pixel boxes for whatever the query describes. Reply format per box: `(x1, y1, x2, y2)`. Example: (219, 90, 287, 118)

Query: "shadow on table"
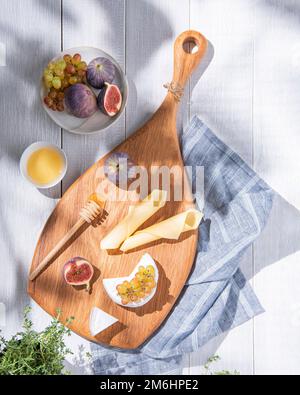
(178, 40, 214, 134)
(64, 344, 92, 375)
(185, 190, 300, 372)
(262, 0, 300, 19)
(59, 0, 175, 190)
(249, 192, 300, 278)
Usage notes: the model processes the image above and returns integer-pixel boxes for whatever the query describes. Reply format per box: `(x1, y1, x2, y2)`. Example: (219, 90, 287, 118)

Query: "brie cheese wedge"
(89, 307, 118, 337)
(103, 253, 159, 308)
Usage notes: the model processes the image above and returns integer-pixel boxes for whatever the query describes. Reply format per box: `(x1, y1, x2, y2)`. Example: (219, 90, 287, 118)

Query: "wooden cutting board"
(28, 30, 207, 349)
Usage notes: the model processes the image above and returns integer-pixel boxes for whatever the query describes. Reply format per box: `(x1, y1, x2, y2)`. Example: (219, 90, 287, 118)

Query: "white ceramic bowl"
(20, 142, 67, 189)
(40, 46, 128, 135)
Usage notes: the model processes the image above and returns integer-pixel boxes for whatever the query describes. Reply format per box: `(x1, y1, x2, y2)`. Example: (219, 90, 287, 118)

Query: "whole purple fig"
(64, 83, 97, 118)
(86, 57, 115, 89)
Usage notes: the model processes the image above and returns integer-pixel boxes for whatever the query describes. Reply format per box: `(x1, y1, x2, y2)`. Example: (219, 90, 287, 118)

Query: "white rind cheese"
(89, 307, 118, 337)
(103, 253, 159, 308)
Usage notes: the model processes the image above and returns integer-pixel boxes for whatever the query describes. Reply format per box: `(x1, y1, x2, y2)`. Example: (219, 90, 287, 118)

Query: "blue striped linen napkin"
(91, 115, 274, 375)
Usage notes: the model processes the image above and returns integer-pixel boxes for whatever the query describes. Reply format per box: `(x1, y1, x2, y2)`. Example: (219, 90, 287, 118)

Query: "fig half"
(63, 257, 94, 291)
(97, 83, 122, 117)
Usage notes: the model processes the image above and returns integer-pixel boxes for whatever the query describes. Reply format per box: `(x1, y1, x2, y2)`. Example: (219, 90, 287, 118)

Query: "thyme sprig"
(0, 307, 74, 375)
(204, 355, 240, 375)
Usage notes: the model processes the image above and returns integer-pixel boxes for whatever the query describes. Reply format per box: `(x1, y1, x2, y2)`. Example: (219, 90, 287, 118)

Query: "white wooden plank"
(253, 0, 300, 375)
(62, 0, 126, 190)
(59, 0, 126, 368)
(253, 194, 300, 375)
(189, 0, 255, 375)
(188, 321, 253, 375)
(190, 0, 254, 165)
(126, 0, 190, 374)
(0, 0, 61, 336)
(253, 0, 300, 210)
(254, 257, 300, 375)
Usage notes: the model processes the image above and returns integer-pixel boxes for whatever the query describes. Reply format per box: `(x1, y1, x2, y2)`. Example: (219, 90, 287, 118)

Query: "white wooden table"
(1, 0, 300, 375)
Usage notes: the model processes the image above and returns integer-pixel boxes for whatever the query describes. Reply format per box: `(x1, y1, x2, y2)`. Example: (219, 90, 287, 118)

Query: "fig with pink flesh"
(63, 257, 94, 291)
(97, 83, 122, 117)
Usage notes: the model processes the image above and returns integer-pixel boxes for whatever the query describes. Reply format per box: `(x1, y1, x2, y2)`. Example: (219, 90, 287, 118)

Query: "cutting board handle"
(172, 30, 207, 91)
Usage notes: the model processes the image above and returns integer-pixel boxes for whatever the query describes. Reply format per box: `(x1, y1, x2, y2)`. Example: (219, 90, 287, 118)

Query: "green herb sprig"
(204, 355, 240, 375)
(0, 307, 74, 375)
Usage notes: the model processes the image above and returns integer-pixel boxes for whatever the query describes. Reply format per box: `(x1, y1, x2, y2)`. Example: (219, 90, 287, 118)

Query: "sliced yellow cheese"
(100, 189, 167, 250)
(120, 209, 203, 252)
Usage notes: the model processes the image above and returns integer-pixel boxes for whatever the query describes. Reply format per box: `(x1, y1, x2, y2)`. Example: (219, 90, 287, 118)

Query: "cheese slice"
(89, 307, 118, 337)
(120, 209, 203, 252)
(100, 189, 167, 250)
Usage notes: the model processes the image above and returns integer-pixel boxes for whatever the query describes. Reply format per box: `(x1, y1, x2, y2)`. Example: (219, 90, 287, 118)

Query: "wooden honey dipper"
(29, 196, 105, 281)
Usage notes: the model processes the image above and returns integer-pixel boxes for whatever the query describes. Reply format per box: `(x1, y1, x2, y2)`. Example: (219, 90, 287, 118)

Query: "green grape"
(131, 278, 140, 288)
(129, 294, 138, 302)
(72, 53, 81, 65)
(52, 77, 61, 89)
(117, 273, 154, 303)
(143, 286, 151, 295)
(57, 59, 66, 70)
(44, 73, 53, 83)
(129, 280, 135, 288)
(146, 265, 155, 274)
(145, 272, 154, 280)
(121, 298, 129, 305)
(54, 67, 64, 77)
(77, 61, 87, 71)
(45, 80, 52, 88)
(63, 54, 72, 63)
(43, 68, 51, 76)
(117, 284, 127, 295)
(69, 76, 77, 85)
(135, 273, 143, 281)
(77, 69, 86, 78)
(147, 279, 156, 289)
(47, 62, 55, 71)
(61, 79, 69, 89)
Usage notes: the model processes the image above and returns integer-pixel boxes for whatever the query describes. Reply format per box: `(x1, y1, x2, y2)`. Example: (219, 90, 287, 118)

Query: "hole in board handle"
(182, 37, 199, 54)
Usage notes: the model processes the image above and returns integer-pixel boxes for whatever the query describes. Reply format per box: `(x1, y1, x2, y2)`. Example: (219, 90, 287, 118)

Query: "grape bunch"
(43, 53, 88, 111)
(116, 265, 156, 305)
(44, 89, 65, 112)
